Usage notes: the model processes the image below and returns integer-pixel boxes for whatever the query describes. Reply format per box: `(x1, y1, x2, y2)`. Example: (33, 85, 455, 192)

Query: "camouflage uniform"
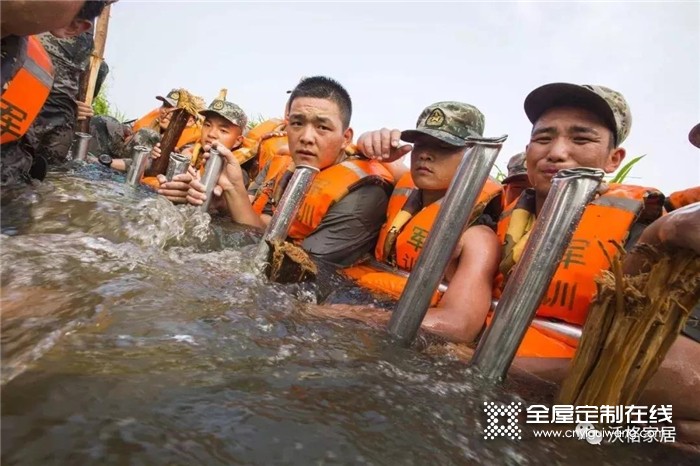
(1, 32, 110, 185)
(1, 35, 39, 185)
(524, 83, 632, 146)
(88, 116, 161, 166)
(199, 97, 248, 129)
(502, 152, 527, 184)
(400, 101, 484, 146)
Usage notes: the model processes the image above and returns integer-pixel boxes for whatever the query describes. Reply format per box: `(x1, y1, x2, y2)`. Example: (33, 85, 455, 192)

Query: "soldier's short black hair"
(287, 76, 352, 129)
(75, 0, 108, 21)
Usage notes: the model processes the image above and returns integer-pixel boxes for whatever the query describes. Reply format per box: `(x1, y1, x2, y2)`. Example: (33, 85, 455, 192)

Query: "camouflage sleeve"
(248, 159, 270, 196)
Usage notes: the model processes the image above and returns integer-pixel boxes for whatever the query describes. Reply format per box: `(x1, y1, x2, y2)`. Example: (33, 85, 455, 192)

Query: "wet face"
(201, 114, 243, 149)
(286, 97, 352, 169)
(410, 134, 467, 191)
(526, 106, 624, 199)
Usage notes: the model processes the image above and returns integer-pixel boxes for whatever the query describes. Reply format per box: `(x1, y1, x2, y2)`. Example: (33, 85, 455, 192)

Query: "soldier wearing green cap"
(155, 93, 250, 205)
(489, 83, 700, 440)
(495, 82, 663, 340)
(501, 151, 531, 208)
(316, 101, 504, 344)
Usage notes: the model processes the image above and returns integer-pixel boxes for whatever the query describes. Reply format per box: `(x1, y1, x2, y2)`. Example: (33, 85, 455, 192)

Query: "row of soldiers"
(52, 75, 700, 441)
(2, 0, 699, 443)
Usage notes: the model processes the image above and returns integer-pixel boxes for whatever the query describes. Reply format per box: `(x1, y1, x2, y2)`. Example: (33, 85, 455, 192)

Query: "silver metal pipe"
(125, 145, 151, 186)
(490, 299, 582, 346)
(165, 152, 191, 182)
(254, 165, 319, 269)
(71, 132, 92, 161)
(198, 148, 224, 212)
(471, 167, 605, 383)
(530, 318, 582, 348)
(387, 135, 508, 345)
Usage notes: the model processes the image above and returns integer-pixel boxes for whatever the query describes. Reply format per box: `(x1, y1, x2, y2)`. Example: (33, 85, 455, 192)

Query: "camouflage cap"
(524, 83, 632, 146)
(689, 123, 700, 148)
(199, 99, 248, 129)
(401, 101, 485, 147)
(156, 89, 181, 107)
(502, 152, 527, 183)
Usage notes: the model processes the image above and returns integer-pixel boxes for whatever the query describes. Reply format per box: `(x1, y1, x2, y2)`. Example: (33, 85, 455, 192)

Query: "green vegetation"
(607, 154, 645, 183)
(247, 113, 267, 130)
(491, 164, 506, 182)
(91, 85, 126, 122)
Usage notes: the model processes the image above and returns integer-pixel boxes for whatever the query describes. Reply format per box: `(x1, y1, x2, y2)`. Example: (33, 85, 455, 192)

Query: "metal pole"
(387, 135, 508, 345)
(490, 298, 583, 345)
(71, 132, 92, 161)
(198, 148, 224, 212)
(124, 145, 150, 186)
(254, 164, 319, 269)
(165, 152, 191, 182)
(471, 167, 605, 383)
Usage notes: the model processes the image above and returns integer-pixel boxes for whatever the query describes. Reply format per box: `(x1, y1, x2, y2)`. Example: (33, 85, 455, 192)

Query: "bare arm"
(624, 203, 700, 274)
(186, 142, 265, 228)
(420, 225, 500, 343)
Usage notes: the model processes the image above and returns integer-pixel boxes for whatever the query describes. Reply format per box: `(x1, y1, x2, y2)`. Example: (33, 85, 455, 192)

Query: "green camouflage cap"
(156, 89, 181, 107)
(524, 83, 632, 146)
(401, 101, 485, 147)
(199, 99, 248, 129)
(689, 123, 700, 148)
(503, 152, 527, 183)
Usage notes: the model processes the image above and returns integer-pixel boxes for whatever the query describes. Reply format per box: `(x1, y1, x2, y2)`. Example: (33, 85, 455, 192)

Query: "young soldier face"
(410, 134, 467, 191)
(286, 97, 352, 170)
(526, 106, 624, 198)
(158, 104, 174, 130)
(201, 115, 242, 150)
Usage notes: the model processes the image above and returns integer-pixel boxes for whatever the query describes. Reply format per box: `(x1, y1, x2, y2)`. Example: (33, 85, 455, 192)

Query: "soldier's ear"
(342, 127, 353, 151)
(605, 147, 626, 174)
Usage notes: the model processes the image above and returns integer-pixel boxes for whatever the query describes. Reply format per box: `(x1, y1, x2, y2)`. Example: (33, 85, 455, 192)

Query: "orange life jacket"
(131, 107, 202, 149)
(252, 157, 393, 242)
(343, 173, 503, 304)
(665, 186, 700, 211)
(1, 36, 54, 144)
(375, 173, 503, 269)
(495, 184, 663, 326)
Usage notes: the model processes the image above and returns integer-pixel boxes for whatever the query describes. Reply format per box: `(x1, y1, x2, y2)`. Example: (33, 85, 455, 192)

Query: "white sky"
(103, 1, 700, 194)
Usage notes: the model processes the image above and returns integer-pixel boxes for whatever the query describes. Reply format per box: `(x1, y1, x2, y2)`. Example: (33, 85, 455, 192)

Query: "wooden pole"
(77, 4, 111, 133)
(145, 109, 190, 177)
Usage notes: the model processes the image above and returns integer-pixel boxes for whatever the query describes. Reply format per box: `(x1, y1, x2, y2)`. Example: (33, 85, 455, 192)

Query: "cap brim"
(689, 123, 700, 148)
(156, 96, 177, 107)
(502, 172, 529, 184)
(400, 128, 468, 147)
(199, 109, 242, 128)
(524, 83, 617, 136)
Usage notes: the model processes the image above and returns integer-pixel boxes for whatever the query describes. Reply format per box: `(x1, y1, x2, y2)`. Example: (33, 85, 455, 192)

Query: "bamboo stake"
(77, 4, 111, 133)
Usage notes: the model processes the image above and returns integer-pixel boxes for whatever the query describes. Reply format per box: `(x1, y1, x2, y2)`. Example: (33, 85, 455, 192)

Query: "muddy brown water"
(1, 163, 697, 465)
